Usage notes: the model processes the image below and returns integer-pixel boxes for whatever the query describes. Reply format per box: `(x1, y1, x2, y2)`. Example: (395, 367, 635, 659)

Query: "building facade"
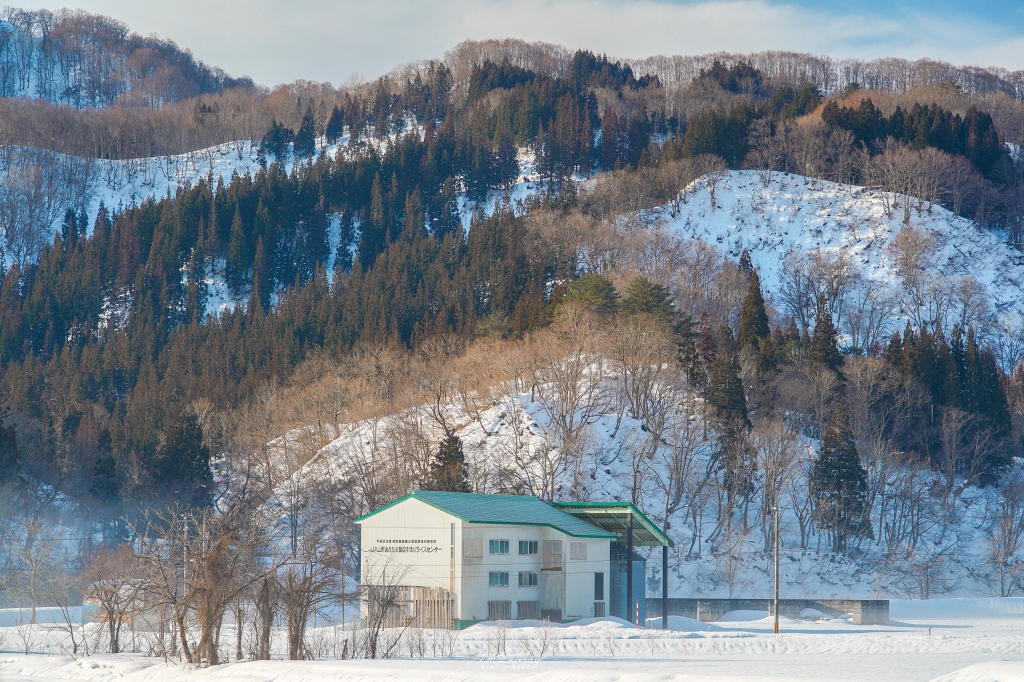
(356, 491, 617, 628)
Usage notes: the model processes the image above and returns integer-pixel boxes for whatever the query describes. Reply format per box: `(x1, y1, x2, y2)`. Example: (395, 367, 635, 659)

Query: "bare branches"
(81, 547, 146, 654)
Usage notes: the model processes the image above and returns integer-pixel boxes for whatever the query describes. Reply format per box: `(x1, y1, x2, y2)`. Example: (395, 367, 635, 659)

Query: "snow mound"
(799, 608, 835, 621)
(928, 661, 1024, 682)
(645, 615, 708, 631)
(718, 609, 771, 622)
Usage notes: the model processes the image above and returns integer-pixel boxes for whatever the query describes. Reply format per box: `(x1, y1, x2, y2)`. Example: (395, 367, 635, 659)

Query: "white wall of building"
(358, 498, 461, 614)
(358, 498, 611, 624)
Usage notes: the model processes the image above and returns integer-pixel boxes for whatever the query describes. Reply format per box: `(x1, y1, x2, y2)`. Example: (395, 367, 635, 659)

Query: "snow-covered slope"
(656, 170, 1024, 346)
(281, 349, 1013, 602)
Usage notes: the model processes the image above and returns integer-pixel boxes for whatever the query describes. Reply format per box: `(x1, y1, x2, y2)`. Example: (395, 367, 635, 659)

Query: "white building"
(356, 491, 620, 628)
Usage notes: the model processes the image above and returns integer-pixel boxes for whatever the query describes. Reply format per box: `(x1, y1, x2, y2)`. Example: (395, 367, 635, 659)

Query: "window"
(518, 571, 539, 587)
(464, 538, 483, 559)
(594, 601, 606, 617)
(488, 600, 512, 620)
(488, 571, 509, 587)
(570, 541, 588, 560)
(489, 539, 510, 555)
(541, 540, 562, 569)
(594, 572, 604, 600)
(519, 540, 539, 555)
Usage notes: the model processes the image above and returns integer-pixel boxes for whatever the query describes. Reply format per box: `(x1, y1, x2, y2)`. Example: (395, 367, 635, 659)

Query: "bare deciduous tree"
(81, 546, 146, 654)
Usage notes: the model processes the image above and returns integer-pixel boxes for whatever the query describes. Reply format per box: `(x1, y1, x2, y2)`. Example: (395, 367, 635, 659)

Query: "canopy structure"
(551, 501, 672, 547)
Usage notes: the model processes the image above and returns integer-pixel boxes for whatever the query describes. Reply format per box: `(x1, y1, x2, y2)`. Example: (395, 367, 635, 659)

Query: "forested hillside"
(0, 8, 252, 107)
(2, 14, 1024, 611)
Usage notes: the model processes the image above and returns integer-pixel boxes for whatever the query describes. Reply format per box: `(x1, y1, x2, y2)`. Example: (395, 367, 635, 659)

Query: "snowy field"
(2, 599, 1023, 682)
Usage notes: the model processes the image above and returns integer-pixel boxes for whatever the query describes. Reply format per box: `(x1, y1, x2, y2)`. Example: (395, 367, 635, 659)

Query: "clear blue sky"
(18, 0, 1024, 86)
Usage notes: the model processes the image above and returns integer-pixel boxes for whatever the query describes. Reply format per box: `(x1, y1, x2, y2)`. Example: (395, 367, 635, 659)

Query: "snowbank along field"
(2, 599, 1024, 682)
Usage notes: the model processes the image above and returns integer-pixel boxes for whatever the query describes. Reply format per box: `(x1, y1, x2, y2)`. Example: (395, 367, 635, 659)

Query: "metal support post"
(662, 544, 669, 629)
(626, 511, 633, 627)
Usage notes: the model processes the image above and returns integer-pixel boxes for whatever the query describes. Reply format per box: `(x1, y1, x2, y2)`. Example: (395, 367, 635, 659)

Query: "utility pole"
(773, 505, 780, 635)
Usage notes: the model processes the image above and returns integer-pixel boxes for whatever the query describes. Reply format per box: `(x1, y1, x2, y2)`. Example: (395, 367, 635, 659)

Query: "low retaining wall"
(647, 598, 889, 625)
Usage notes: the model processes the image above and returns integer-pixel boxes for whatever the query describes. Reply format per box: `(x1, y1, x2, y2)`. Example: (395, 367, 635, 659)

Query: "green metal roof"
(551, 501, 673, 546)
(355, 491, 617, 539)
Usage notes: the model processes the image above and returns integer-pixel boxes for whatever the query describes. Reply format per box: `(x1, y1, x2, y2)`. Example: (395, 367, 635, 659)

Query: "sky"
(16, 0, 1024, 87)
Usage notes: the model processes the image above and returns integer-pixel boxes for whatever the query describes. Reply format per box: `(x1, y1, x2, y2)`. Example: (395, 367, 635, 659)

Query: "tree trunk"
(108, 617, 119, 654)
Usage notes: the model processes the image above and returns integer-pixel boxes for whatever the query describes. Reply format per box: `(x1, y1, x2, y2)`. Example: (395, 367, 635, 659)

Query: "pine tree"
(756, 333, 777, 376)
(738, 248, 753, 275)
(708, 328, 753, 501)
(0, 408, 20, 485)
(157, 412, 212, 506)
(260, 119, 293, 161)
(433, 177, 461, 238)
(620, 277, 673, 317)
(561, 273, 618, 315)
(184, 250, 208, 324)
(709, 343, 749, 428)
(90, 452, 118, 503)
(808, 294, 843, 372)
(737, 269, 769, 351)
(226, 204, 248, 297)
(294, 106, 316, 159)
(809, 408, 870, 552)
(681, 310, 718, 393)
(424, 433, 471, 493)
(248, 237, 270, 315)
(325, 105, 345, 144)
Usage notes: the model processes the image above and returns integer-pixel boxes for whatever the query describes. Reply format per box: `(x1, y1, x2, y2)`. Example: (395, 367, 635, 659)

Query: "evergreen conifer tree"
(561, 274, 618, 315)
(325, 105, 345, 144)
(737, 269, 770, 351)
(90, 452, 118, 503)
(433, 177, 461, 238)
(0, 409, 20, 485)
(424, 433, 471, 493)
(620, 277, 673, 317)
(709, 344, 749, 428)
(808, 294, 843, 372)
(226, 204, 248, 296)
(249, 237, 270, 315)
(809, 408, 869, 552)
(738, 248, 753, 275)
(709, 329, 754, 500)
(157, 412, 212, 506)
(756, 333, 777, 376)
(293, 106, 316, 159)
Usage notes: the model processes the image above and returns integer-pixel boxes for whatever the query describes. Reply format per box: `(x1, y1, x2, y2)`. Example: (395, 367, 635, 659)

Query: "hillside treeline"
(0, 8, 253, 107)
(4, 52, 1024, 274)
(0, 53, 1023, 561)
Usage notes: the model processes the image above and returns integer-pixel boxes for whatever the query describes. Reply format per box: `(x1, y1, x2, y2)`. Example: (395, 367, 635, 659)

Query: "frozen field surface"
(2, 599, 1023, 682)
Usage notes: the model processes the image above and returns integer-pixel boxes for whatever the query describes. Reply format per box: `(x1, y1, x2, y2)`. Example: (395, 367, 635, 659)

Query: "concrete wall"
(565, 539, 610, 621)
(647, 598, 890, 625)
